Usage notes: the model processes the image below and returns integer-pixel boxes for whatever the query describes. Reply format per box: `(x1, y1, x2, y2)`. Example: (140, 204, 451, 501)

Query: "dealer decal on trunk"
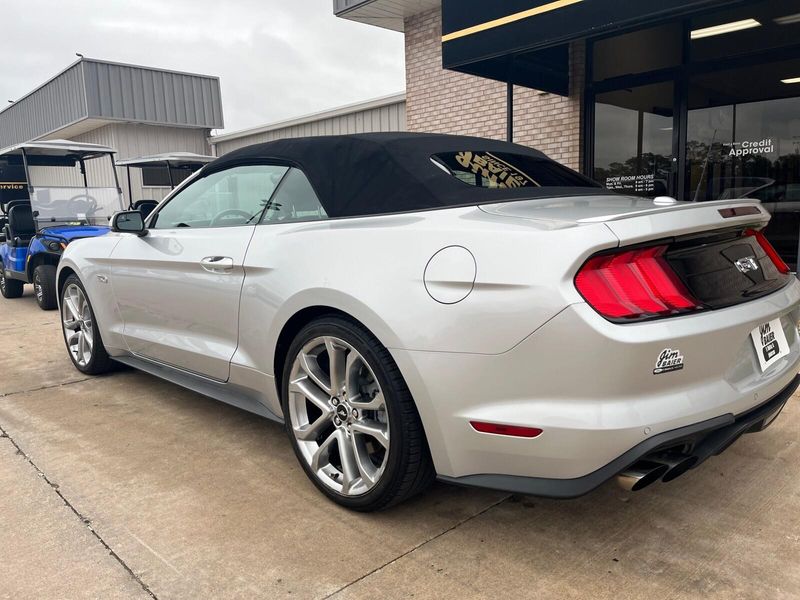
(654, 348, 684, 374)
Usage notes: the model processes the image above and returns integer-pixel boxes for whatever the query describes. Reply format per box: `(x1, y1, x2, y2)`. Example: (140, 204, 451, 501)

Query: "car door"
(110, 163, 288, 381)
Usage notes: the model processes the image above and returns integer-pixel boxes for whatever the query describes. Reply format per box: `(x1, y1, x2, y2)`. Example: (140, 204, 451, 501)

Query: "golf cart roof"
(0, 139, 116, 160)
(115, 152, 216, 169)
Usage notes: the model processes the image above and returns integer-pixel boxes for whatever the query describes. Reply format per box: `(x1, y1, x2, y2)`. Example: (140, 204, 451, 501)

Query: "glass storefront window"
(593, 82, 674, 197)
(691, 0, 800, 63)
(593, 23, 683, 83)
(589, 2, 800, 268)
(687, 60, 800, 267)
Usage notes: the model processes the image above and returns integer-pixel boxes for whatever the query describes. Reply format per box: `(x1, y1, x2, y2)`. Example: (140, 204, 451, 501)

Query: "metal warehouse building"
(210, 93, 406, 156)
(0, 57, 223, 202)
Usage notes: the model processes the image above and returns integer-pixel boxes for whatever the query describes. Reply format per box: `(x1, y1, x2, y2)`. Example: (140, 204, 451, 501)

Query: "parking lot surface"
(2, 289, 800, 599)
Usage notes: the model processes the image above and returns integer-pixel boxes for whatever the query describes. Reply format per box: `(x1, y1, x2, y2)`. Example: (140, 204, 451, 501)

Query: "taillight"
(575, 245, 702, 321)
(746, 229, 790, 274)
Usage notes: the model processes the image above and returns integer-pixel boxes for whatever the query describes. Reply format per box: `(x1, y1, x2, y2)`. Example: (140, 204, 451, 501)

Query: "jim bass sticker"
(654, 348, 684, 374)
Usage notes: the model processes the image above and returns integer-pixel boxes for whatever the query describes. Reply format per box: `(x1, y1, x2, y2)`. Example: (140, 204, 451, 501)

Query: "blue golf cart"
(0, 140, 125, 309)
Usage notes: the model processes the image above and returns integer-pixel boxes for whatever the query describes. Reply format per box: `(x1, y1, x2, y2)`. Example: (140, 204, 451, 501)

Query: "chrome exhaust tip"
(653, 454, 699, 483)
(616, 461, 669, 492)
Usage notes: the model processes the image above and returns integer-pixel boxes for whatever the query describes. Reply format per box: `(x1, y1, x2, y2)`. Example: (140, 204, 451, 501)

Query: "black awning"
(442, 0, 749, 94)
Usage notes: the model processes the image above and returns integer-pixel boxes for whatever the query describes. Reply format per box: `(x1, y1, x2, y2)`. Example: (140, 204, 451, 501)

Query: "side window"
(151, 165, 288, 229)
(261, 168, 328, 224)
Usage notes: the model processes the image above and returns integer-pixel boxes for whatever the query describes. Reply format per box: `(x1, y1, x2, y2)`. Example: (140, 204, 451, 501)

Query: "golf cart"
(116, 152, 215, 218)
(0, 140, 124, 309)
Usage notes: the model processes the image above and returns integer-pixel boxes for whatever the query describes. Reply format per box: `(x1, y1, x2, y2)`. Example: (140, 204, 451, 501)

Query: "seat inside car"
(8, 203, 36, 247)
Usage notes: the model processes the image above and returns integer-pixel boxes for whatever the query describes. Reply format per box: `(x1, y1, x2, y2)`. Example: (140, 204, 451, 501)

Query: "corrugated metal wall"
(83, 61, 224, 129)
(0, 59, 223, 148)
(31, 124, 210, 203)
(213, 100, 406, 155)
(0, 64, 86, 148)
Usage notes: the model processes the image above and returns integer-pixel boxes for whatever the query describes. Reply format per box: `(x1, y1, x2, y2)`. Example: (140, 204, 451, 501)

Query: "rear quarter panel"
(234, 206, 620, 376)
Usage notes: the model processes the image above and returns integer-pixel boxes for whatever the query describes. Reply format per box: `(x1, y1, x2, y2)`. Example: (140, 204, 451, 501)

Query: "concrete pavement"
(1, 288, 800, 599)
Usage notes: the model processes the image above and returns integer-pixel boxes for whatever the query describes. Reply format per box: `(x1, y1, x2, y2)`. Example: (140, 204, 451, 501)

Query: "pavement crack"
(0, 376, 95, 399)
(0, 422, 159, 600)
(321, 494, 511, 599)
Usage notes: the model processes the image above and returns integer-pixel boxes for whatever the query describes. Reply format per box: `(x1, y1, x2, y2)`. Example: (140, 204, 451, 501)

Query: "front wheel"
(0, 270, 23, 299)
(282, 316, 435, 511)
(33, 264, 58, 310)
(60, 274, 114, 375)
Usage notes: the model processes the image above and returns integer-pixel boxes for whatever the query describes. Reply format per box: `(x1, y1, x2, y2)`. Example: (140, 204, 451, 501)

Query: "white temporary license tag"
(750, 319, 789, 373)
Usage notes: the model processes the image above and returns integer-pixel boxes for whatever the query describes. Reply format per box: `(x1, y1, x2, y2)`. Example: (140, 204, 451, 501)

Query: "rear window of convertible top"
(431, 151, 594, 189)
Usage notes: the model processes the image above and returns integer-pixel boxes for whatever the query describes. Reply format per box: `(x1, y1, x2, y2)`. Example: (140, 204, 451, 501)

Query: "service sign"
(0, 182, 28, 203)
(0, 160, 29, 203)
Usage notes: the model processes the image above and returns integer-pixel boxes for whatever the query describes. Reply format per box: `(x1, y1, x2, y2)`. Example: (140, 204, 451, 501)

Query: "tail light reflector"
(470, 421, 543, 438)
(575, 245, 701, 321)
(746, 229, 790, 274)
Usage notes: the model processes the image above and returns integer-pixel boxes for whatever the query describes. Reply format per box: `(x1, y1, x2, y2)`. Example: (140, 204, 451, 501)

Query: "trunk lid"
(480, 194, 789, 320)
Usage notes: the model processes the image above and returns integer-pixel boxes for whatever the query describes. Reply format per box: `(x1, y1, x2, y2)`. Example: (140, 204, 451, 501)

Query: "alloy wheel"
(34, 273, 42, 302)
(288, 336, 390, 496)
(62, 283, 95, 367)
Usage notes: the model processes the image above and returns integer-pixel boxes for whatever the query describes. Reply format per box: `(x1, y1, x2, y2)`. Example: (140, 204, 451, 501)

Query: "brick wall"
(404, 7, 585, 171)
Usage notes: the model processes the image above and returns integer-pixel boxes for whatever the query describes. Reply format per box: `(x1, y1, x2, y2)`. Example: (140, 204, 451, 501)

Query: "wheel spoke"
(349, 390, 386, 411)
(294, 413, 330, 441)
(289, 377, 331, 413)
(336, 430, 359, 494)
(299, 352, 332, 396)
(66, 330, 81, 346)
(310, 430, 337, 472)
(325, 337, 346, 396)
(351, 436, 378, 485)
(63, 295, 80, 322)
(63, 319, 80, 331)
(77, 331, 87, 361)
(350, 420, 389, 449)
(83, 326, 94, 351)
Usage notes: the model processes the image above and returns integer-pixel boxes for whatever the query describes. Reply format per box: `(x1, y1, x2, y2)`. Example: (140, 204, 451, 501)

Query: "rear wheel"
(33, 265, 58, 310)
(282, 316, 435, 511)
(60, 274, 114, 375)
(0, 270, 23, 299)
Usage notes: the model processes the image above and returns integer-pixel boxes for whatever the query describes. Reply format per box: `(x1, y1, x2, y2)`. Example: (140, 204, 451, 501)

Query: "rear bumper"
(438, 374, 800, 498)
(392, 278, 800, 487)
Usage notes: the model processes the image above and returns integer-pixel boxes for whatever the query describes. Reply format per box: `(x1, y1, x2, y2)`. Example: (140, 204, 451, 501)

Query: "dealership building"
(335, 0, 800, 266)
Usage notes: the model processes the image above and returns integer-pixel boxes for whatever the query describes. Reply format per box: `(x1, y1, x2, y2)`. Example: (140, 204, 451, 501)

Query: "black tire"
(60, 274, 115, 375)
(33, 264, 58, 310)
(281, 315, 435, 511)
(0, 270, 24, 299)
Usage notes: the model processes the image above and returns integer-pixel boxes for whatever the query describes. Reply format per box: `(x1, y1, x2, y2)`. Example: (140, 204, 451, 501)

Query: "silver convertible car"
(56, 133, 800, 510)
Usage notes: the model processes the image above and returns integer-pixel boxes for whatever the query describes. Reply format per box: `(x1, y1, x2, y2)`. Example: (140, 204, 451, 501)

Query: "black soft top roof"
(206, 132, 604, 218)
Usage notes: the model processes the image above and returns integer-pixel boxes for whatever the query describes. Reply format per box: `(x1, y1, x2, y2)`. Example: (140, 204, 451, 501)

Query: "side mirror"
(111, 210, 147, 236)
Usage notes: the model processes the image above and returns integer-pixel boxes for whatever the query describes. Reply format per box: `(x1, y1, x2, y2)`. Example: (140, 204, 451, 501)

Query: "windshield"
(24, 153, 124, 227)
(30, 187, 124, 227)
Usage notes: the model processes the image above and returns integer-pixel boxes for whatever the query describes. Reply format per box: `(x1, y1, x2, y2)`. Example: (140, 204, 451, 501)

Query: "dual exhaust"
(616, 454, 698, 492)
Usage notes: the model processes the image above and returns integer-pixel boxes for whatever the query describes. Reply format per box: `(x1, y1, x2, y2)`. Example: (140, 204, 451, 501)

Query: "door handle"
(200, 256, 235, 273)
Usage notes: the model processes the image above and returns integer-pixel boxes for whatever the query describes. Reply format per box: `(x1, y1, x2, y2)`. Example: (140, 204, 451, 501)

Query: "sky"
(0, 0, 406, 134)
